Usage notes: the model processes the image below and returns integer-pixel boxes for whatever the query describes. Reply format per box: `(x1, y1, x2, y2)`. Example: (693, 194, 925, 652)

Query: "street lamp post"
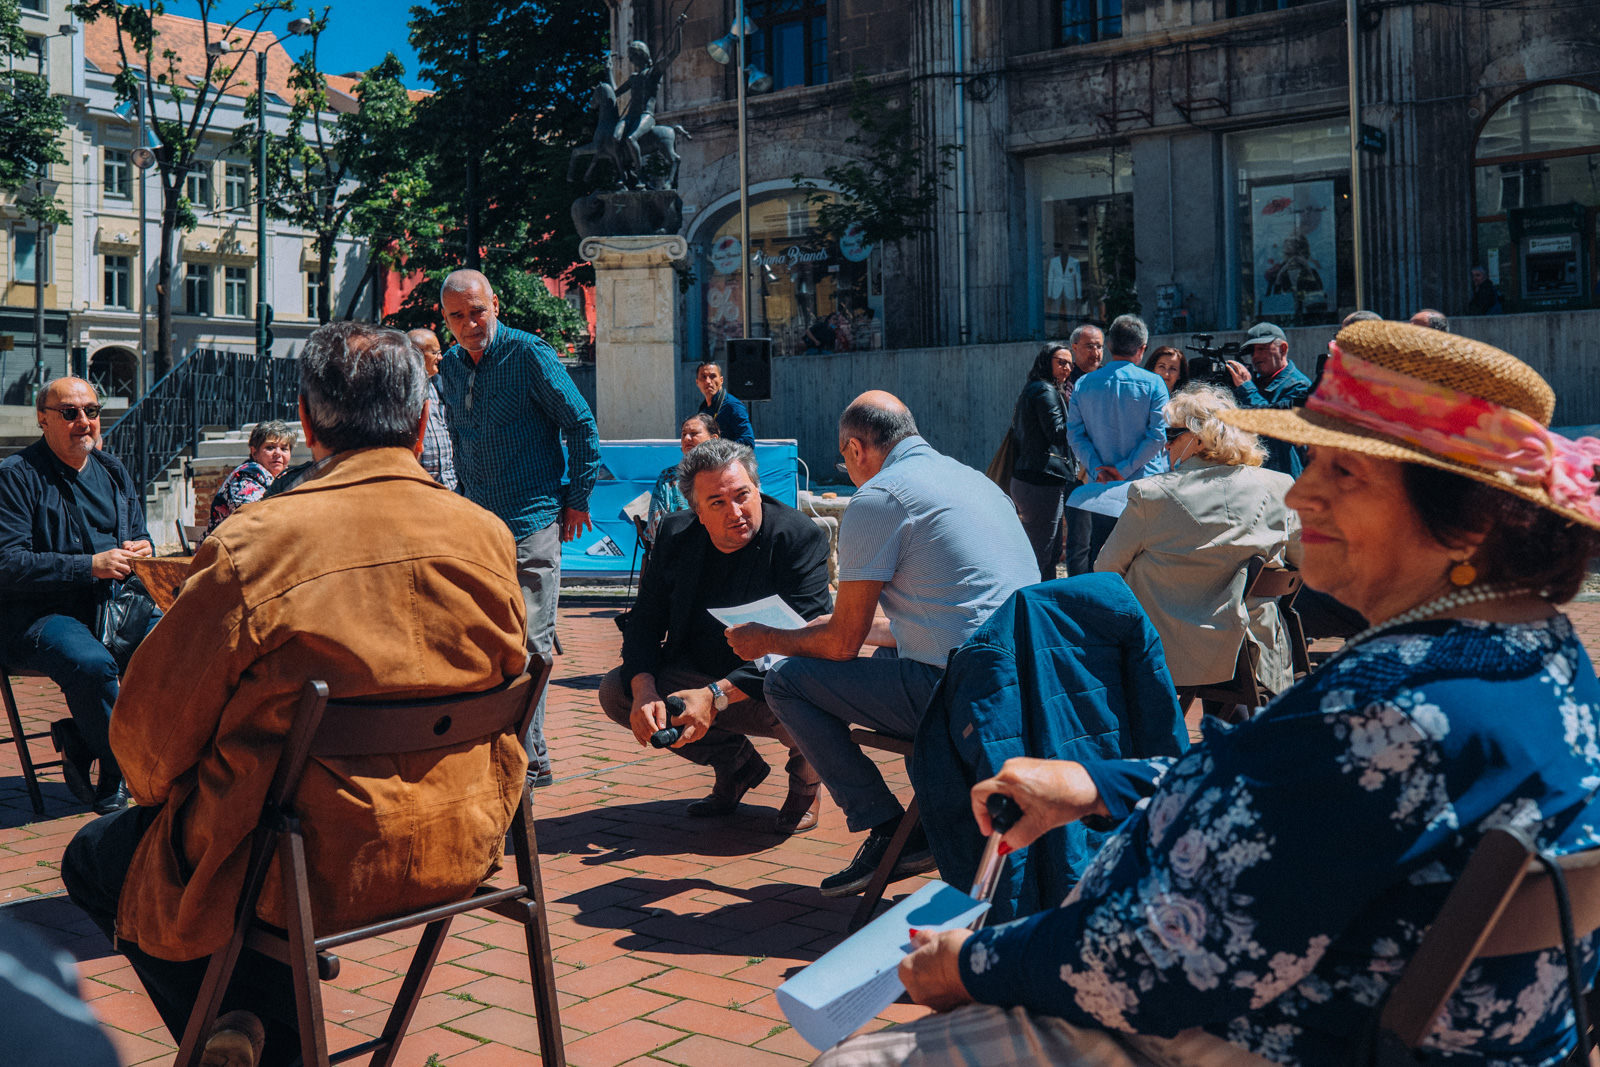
(707, 11, 771, 342)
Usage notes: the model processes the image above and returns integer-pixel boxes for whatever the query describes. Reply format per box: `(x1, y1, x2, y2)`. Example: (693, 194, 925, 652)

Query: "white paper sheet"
(1066, 480, 1132, 518)
(708, 595, 808, 671)
(706, 595, 807, 630)
(776, 881, 990, 1051)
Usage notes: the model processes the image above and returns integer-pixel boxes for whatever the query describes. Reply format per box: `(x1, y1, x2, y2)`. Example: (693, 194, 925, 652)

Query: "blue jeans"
(765, 648, 944, 833)
(0, 612, 120, 766)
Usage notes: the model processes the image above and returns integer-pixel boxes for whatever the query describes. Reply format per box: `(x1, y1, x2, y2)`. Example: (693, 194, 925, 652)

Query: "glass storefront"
(1228, 121, 1354, 326)
(1472, 82, 1600, 311)
(1027, 147, 1134, 337)
(695, 188, 883, 360)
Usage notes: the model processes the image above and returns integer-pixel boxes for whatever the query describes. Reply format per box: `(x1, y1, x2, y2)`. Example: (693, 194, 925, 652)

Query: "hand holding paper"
(712, 595, 807, 668)
(900, 928, 975, 1012)
(775, 881, 988, 1050)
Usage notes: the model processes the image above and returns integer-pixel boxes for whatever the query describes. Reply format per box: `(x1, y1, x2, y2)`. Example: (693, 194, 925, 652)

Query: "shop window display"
(1471, 82, 1600, 311)
(697, 189, 883, 360)
(1228, 121, 1354, 326)
(1028, 147, 1135, 337)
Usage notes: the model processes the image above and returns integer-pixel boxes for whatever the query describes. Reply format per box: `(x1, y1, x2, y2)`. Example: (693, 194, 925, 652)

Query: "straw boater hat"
(1222, 319, 1600, 532)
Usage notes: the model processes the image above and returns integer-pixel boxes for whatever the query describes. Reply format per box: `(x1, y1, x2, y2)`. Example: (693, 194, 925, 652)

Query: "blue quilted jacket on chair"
(911, 573, 1189, 923)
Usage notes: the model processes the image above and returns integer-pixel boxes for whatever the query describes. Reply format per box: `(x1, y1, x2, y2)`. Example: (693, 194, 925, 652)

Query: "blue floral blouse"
(960, 616, 1600, 1067)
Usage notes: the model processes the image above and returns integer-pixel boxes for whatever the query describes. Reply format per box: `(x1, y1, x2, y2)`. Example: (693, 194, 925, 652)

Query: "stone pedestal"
(581, 234, 688, 439)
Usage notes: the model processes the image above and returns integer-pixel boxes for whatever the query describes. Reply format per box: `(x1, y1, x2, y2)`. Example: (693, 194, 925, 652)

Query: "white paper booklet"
(707, 595, 808, 670)
(1066, 479, 1132, 518)
(776, 881, 989, 1051)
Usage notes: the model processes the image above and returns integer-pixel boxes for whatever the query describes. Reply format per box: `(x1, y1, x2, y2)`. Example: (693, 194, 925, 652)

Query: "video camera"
(1183, 334, 1245, 388)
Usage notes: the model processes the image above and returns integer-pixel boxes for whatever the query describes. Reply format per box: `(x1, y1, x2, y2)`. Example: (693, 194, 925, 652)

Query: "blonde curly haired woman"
(1095, 384, 1299, 697)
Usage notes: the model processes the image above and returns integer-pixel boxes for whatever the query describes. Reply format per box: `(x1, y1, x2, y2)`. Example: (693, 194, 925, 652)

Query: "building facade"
(0, 0, 81, 405)
(74, 11, 371, 400)
(619, 0, 1600, 376)
(0, 7, 372, 405)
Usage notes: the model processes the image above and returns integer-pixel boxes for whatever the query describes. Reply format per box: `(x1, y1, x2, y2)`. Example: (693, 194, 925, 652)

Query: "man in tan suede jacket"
(62, 321, 528, 1067)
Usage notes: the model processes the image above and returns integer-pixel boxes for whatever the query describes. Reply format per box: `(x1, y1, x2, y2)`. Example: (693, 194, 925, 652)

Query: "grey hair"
(298, 322, 427, 454)
(1341, 310, 1382, 328)
(248, 419, 295, 452)
(838, 399, 918, 452)
(1166, 384, 1266, 467)
(35, 377, 95, 412)
(677, 438, 759, 504)
(1105, 314, 1148, 359)
(1067, 324, 1103, 345)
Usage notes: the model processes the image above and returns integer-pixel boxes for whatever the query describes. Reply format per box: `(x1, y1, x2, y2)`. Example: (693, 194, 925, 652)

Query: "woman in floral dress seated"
(205, 420, 295, 535)
(645, 414, 719, 545)
(820, 321, 1600, 1067)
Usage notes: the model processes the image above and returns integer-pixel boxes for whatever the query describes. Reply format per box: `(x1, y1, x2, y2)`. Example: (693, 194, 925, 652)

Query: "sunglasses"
(43, 404, 103, 421)
(1165, 427, 1190, 443)
(465, 366, 476, 413)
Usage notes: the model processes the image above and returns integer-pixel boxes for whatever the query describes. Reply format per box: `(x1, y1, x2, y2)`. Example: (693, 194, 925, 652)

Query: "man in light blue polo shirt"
(1064, 313, 1168, 573)
(726, 392, 1037, 897)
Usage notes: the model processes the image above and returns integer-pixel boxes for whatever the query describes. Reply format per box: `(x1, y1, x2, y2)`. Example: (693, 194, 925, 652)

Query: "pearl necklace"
(1336, 584, 1533, 658)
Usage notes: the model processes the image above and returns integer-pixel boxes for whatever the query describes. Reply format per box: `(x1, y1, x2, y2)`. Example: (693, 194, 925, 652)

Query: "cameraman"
(1224, 322, 1312, 477)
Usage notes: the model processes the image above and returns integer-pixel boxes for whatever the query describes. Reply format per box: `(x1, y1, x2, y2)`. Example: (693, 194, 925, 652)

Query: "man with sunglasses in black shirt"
(0, 377, 154, 813)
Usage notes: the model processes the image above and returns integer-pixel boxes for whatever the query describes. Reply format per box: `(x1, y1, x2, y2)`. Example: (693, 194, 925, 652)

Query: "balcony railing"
(103, 349, 300, 501)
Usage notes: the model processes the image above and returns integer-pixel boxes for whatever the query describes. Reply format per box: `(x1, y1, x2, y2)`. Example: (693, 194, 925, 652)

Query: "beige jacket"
(1096, 457, 1299, 691)
(111, 448, 529, 961)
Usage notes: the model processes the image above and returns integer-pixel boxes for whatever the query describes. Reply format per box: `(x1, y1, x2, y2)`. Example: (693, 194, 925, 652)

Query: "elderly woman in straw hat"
(814, 322, 1600, 1067)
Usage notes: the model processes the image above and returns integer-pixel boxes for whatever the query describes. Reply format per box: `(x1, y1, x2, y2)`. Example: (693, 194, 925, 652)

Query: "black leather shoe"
(686, 758, 770, 817)
(819, 824, 937, 898)
(92, 781, 130, 816)
(49, 719, 96, 806)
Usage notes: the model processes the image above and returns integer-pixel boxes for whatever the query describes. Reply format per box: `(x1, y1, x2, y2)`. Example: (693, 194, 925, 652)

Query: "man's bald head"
(36, 376, 97, 413)
(440, 269, 493, 302)
(838, 391, 918, 453)
(407, 328, 443, 377)
(439, 270, 500, 358)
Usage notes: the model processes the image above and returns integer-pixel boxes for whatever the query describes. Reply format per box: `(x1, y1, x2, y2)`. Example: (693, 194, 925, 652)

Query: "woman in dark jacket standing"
(1009, 343, 1075, 582)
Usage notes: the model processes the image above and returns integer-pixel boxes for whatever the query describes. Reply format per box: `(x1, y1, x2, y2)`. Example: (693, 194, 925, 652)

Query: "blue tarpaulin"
(561, 439, 800, 578)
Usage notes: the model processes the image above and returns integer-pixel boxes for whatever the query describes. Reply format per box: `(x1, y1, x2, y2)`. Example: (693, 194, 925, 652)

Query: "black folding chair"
(0, 668, 63, 816)
(173, 655, 564, 1067)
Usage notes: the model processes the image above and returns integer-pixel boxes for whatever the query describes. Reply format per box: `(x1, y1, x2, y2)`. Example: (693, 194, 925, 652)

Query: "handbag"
(985, 430, 1019, 494)
(49, 455, 159, 673)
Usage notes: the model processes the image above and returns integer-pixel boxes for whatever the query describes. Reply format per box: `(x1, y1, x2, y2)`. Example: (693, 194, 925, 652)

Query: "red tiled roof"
(86, 10, 303, 103)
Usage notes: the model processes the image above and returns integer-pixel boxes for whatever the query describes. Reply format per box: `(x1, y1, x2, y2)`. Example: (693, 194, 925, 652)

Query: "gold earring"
(1448, 559, 1478, 587)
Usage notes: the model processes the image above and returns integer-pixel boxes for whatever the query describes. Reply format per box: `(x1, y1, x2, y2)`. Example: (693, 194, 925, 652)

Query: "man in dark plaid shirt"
(437, 270, 601, 786)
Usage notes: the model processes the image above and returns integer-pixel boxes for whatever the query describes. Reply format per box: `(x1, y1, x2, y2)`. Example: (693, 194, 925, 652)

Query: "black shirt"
(57, 455, 120, 554)
(620, 496, 831, 703)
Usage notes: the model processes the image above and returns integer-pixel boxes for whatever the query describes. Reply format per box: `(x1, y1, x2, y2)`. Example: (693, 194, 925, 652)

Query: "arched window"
(1473, 82, 1600, 311)
(693, 187, 882, 360)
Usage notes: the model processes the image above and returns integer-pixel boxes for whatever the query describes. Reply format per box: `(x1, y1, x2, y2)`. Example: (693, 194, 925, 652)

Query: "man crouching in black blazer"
(598, 438, 830, 834)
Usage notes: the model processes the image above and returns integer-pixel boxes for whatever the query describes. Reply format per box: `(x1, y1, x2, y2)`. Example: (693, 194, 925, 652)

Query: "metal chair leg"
(1, 672, 46, 816)
(849, 797, 922, 934)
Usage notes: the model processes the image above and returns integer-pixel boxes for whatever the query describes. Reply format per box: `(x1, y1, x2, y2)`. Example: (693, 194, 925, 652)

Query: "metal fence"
(103, 349, 300, 501)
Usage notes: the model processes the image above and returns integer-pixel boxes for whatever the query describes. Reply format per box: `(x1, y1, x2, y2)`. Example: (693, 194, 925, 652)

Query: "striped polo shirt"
(837, 436, 1039, 666)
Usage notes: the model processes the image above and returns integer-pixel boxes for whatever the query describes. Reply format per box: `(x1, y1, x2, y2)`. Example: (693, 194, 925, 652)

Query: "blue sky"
(165, 1, 425, 85)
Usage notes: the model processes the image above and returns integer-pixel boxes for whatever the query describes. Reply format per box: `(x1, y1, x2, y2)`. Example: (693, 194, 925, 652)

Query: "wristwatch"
(707, 680, 730, 712)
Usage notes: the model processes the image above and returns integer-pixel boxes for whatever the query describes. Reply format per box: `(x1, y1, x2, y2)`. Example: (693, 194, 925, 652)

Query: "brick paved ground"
(0, 596, 940, 1067)
(6, 598, 1599, 1066)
